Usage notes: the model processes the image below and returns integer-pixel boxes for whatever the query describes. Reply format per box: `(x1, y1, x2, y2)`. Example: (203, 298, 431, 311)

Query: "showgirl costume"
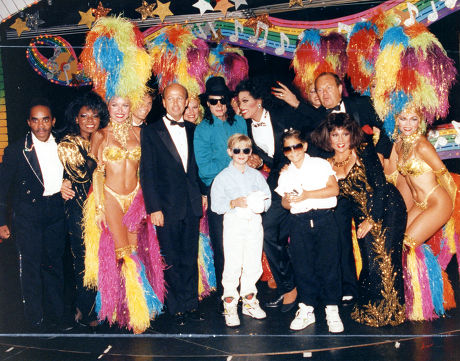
(387, 133, 458, 321)
(57, 135, 98, 323)
(79, 16, 166, 333)
(338, 141, 406, 327)
(83, 121, 165, 334)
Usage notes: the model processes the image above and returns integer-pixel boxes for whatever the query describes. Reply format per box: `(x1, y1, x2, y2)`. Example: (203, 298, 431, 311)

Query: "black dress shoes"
(174, 312, 186, 326)
(265, 295, 284, 308)
(187, 309, 205, 322)
(280, 300, 297, 313)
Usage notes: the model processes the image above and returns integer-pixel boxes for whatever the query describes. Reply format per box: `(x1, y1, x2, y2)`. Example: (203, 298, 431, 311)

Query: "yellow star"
(214, 0, 234, 17)
(289, 0, 303, 7)
(78, 8, 95, 29)
(136, 1, 155, 21)
(152, 1, 174, 22)
(93, 2, 111, 20)
(10, 18, 30, 37)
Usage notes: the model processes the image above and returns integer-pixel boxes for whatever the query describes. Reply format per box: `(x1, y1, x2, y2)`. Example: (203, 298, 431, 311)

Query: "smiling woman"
(312, 113, 406, 327)
(57, 91, 109, 328)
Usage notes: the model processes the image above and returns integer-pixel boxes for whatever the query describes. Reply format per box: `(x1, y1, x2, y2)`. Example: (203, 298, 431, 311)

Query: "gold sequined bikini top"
(397, 156, 433, 177)
(102, 145, 141, 162)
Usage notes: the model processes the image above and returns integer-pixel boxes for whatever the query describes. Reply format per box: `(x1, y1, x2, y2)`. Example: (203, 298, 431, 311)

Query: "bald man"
(140, 83, 205, 325)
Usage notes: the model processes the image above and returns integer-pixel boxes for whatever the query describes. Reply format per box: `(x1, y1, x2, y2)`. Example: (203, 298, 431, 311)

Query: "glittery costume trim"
(413, 184, 440, 210)
(104, 182, 140, 213)
(341, 160, 405, 327)
(115, 245, 138, 260)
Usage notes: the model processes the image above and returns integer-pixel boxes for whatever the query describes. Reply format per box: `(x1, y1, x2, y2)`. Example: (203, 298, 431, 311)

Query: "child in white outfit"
(276, 130, 344, 333)
(211, 134, 271, 327)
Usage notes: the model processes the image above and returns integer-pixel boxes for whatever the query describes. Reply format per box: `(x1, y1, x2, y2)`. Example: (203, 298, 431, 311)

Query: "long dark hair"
(310, 113, 364, 152)
(63, 92, 109, 136)
(202, 95, 236, 126)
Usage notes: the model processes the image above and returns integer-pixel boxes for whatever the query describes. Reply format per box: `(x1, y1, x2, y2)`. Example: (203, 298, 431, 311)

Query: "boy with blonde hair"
(211, 134, 271, 327)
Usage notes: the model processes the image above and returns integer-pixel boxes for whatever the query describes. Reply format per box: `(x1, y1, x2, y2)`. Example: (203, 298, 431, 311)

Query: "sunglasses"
(232, 148, 251, 155)
(208, 97, 226, 106)
(283, 143, 303, 153)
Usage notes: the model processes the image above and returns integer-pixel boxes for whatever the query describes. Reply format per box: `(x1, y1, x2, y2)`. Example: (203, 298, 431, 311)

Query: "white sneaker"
(242, 296, 266, 319)
(223, 299, 240, 327)
(290, 303, 315, 331)
(325, 305, 344, 333)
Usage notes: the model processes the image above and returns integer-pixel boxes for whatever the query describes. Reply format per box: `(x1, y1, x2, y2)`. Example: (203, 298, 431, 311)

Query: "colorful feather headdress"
(80, 16, 153, 109)
(207, 43, 249, 91)
(346, 12, 398, 95)
(149, 25, 210, 97)
(292, 29, 347, 100)
(373, 22, 457, 137)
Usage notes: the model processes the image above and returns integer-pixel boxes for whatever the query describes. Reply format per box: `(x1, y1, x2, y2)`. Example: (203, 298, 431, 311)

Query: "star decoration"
(78, 8, 95, 28)
(289, 0, 303, 7)
(93, 2, 111, 20)
(214, 0, 234, 16)
(232, 0, 248, 10)
(244, 14, 273, 33)
(26, 12, 45, 31)
(193, 0, 214, 15)
(10, 18, 30, 37)
(210, 28, 225, 43)
(151, 1, 173, 22)
(136, 1, 155, 21)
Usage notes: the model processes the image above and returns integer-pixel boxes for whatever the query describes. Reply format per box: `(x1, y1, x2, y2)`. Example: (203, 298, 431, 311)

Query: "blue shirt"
(211, 161, 271, 215)
(194, 114, 247, 187)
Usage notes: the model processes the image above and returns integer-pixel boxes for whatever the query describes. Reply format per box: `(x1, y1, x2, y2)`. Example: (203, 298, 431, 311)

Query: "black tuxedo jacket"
(140, 119, 203, 220)
(0, 132, 58, 226)
(248, 104, 324, 189)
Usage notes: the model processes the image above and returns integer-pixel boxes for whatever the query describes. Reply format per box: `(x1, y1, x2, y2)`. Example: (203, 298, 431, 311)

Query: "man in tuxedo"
(140, 83, 204, 326)
(314, 72, 392, 303)
(0, 99, 66, 331)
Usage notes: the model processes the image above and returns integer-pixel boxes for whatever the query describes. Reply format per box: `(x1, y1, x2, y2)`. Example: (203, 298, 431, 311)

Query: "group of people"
(0, 70, 456, 334)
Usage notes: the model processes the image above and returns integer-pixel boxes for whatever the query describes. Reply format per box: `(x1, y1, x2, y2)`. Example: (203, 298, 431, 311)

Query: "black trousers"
(13, 193, 66, 325)
(156, 202, 200, 315)
(334, 197, 358, 297)
(262, 191, 295, 296)
(289, 209, 341, 306)
(65, 202, 97, 323)
(206, 187, 224, 296)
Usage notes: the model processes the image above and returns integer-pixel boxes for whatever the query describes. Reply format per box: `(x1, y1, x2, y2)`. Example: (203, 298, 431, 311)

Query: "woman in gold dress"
(58, 92, 108, 329)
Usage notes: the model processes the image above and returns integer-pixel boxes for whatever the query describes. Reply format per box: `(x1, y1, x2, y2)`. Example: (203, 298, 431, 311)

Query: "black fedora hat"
(200, 76, 232, 102)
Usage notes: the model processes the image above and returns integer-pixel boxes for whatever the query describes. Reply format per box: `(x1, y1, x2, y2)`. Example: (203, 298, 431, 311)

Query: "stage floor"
(0, 236, 459, 360)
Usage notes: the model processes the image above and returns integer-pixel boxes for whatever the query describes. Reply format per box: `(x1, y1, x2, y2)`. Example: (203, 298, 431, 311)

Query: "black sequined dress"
(338, 142, 406, 327)
(57, 134, 97, 323)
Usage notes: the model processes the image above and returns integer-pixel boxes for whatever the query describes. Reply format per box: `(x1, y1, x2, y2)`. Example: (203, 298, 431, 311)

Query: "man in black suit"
(140, 83, 204, 326)
(0, 99, 66, 331)
(314, 72, 392, 303)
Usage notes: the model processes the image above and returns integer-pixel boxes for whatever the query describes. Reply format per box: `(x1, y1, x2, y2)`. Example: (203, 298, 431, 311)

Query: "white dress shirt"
(32, 133, 64, 196)
(251, 109, 275, 158)
(163, 115, 188, 172)
(275, 154, 337, 214)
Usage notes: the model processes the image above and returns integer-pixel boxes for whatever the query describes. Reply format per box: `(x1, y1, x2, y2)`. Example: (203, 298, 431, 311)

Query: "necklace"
(110, 119, 131, 148)
(400, 132, 421, 162)
(332, 150, 353, 168)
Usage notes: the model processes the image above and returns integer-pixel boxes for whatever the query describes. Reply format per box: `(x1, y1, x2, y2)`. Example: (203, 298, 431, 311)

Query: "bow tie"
(166, 116, 185, 127)
(326, 102, 343, 114)
(252, 121, 266, 128)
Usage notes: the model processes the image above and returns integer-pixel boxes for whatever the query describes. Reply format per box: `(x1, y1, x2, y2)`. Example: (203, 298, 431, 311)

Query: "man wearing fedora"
(193, 77, 248, 311)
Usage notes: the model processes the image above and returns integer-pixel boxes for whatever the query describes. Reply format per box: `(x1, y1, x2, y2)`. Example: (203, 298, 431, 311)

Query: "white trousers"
(222, 210, 263, 300)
